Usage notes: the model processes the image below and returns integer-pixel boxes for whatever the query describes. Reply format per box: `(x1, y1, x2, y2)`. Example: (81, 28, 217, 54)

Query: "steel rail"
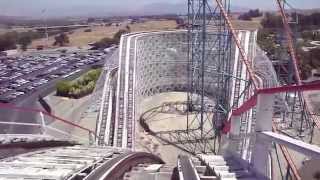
(272, 124, 302, 180)
(0, 103, 95, 137)
(275, 0, 320, 129)
(97, 68, 118, 146)
(214, 0, 258, 89)
(84, 152, 164, 180)
(0, 121, 42, 127)
(231, 83, 320, 116)
(222, 82, 318, 179)
(179, 155, 200, 180)
(275, 0, 301, 84)
(214, 1, 316, 178)
(272, 3, 308, 177)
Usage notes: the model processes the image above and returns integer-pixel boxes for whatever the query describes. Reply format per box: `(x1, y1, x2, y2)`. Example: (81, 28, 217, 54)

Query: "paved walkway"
(44, 92, 96, 144)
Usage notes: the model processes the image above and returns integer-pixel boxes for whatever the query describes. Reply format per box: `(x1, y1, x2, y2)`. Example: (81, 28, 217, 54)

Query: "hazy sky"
(0, 0, 319, 17)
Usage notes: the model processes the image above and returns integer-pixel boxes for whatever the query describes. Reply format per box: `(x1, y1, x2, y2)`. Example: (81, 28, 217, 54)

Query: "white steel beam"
(260, 131, 320, 159)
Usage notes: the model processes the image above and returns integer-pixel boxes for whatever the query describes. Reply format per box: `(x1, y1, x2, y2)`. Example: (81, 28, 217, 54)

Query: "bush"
(56, 81, 72, 96)
(19, 35, 32, 51)
(56, 69, 102, 98)
(53, 33, 70, 46)
(113, 29, 130, 43)
(91, 29, 130, 50)
(257, 28, 277, 57)
(92, 37, 116, 49)
(261, 13, 283, 28)
(0, 31, 18, 51)
(238, 14, 252, 21)
(93, 29, 130, 49)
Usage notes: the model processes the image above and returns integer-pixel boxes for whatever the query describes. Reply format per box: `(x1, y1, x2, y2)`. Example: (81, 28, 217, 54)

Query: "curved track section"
(85, 152, 164, 180)
(99, 30, 258, 154)
(96, 68, 118, 146)
(0, 143, 163, 180)
(0, 145, 130, 179)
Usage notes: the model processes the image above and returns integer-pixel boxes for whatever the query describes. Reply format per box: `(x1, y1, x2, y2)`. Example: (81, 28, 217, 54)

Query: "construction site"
(0, 0, 320, 180)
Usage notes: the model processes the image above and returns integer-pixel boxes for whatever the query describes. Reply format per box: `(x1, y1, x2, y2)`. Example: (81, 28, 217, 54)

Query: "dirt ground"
(31, 20, 177, 49)
(231, 19, 261, 30)
(0, 27, 33, 35)
(134, 92, 215, 164)
(134, 92, 190, 164)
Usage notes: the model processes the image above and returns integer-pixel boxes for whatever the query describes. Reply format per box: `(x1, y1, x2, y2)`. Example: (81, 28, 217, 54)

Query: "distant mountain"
(134, 3, 187, 15)
(134, 2, 250, 16)
(0, 0, 318, 19)
(0, 15, 28, 21)
(0, 2, 251, 19)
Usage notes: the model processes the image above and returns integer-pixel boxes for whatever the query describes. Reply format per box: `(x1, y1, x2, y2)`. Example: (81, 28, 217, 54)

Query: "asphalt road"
(0, 52, 111, 135)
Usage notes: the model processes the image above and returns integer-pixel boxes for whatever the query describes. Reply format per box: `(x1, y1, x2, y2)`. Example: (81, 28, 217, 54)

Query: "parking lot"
(0, 50, 113, 103)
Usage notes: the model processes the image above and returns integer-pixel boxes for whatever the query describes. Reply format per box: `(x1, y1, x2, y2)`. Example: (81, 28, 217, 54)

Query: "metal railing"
(0, 102, 95, 144)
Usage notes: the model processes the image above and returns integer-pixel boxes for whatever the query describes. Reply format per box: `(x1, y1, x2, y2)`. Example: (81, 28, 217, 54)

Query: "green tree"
(91, 29, 130, 49)
(92, 37, 116, 49)
(238, 14, 252, 21)
(18, 35, 32, 51)
(238, 9, 262, 21)
(261, 13, 283, 28)
(113, 29, 130, 43)
(126, 25, 131, 31)
(257, 28, 277, 57)
(53, 33, 70, 46)
(0, 31, 18, 51)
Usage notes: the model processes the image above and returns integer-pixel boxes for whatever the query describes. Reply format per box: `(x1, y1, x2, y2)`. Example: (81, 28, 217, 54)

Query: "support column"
(39, 112, 46, 135)
(251, 94, 274, 179)
(219, 115, 241, 157)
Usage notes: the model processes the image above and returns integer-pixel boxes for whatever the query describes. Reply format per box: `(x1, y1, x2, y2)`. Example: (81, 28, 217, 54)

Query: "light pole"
(41, 9, 49, 48)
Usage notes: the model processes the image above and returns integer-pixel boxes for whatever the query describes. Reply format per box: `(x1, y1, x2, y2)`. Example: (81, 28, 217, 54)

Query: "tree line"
(238, 9, 263, 21)
(261, 12, 320, 30)
(0, 29, 72, 52)
(92, 27, 130, 50)
(298, 47, 320, 78)
(258, 12, 320, 79)
(0, 31, 43, 51)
